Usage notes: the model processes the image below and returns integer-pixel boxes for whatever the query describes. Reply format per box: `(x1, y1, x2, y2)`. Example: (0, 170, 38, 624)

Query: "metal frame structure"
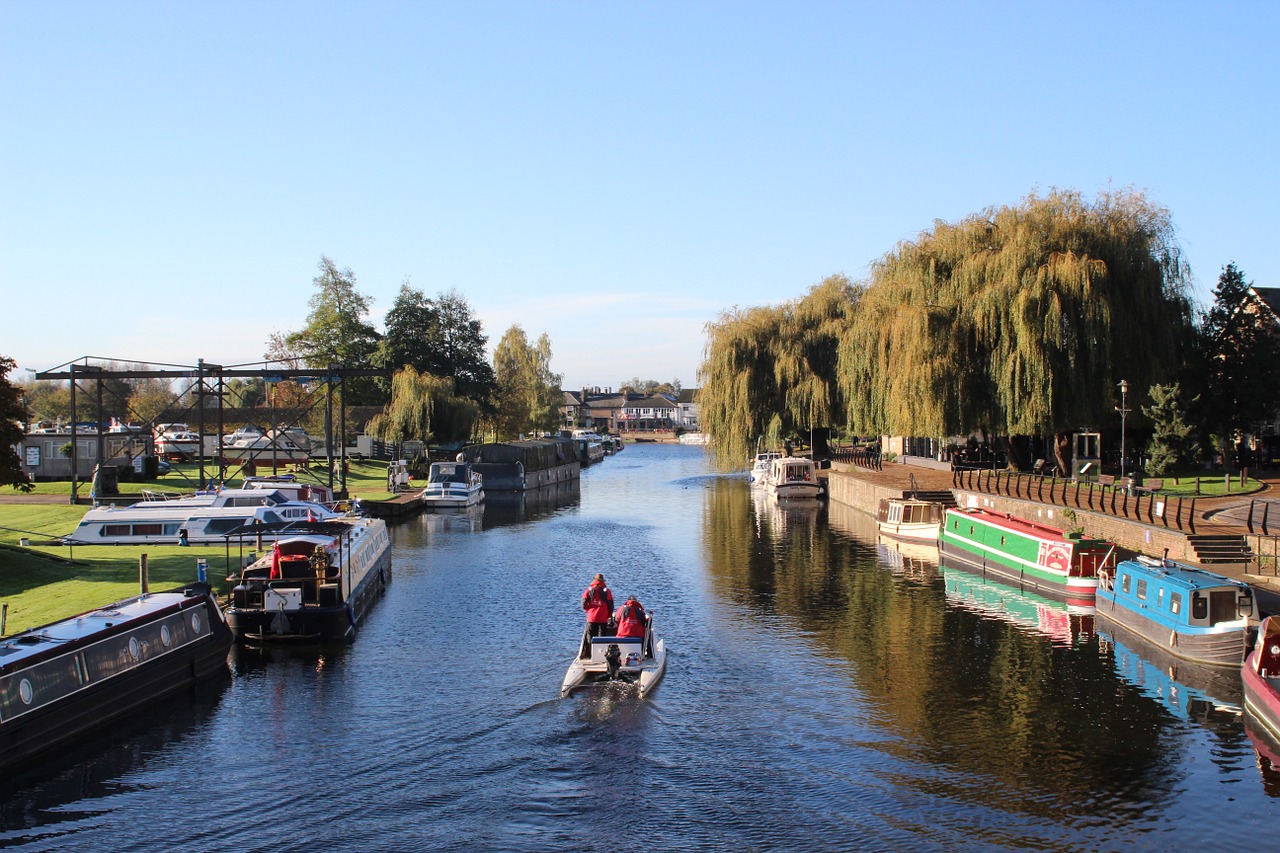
(35, 357, 388, 502)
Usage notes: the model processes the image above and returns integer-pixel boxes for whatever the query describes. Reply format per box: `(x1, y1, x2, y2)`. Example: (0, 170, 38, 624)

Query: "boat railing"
(951, 467, 1198, 534)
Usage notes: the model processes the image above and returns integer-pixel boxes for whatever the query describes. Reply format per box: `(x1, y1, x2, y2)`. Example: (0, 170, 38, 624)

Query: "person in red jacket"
(581, 573, 614, 637)
(614, 595, 647, 638)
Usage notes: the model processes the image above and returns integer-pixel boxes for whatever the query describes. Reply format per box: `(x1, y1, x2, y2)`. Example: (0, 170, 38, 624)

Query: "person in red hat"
(581, 573, 614, 638)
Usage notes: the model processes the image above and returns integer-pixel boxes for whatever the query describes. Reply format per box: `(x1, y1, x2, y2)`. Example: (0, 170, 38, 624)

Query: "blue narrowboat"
(1097, 555, 1257, 667)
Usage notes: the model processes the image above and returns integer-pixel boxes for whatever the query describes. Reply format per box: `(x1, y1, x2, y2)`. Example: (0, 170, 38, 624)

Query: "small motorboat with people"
(0, 580, 232, 773)
(561, 605, 666, 697)
(420, 458, 485, 509)
(224, 516, 392, 643)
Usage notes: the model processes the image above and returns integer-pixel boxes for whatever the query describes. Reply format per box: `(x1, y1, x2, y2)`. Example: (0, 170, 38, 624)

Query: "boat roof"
(0, 589, 200, 671)
(946, 506, 1109, 546)
(1116, 556, 1250, 591)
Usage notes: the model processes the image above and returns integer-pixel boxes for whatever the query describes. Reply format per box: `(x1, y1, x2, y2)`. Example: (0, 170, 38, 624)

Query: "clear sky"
(3, 2, 1276, 391)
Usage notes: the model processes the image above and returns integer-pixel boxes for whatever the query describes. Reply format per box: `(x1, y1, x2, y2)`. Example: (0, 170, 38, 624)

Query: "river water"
(3, 443, 1280, 851)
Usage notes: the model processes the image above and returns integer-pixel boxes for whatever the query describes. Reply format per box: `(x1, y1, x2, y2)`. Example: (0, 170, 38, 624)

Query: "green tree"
(1198, 262, 1280, 469)
(375, 282, 439, 377)
(366, 367, 478, 448)
(492, 326, 562, 439)
(284, 256, 384, 405)
(1142, 383, 1200, 476)
(432, 289, 498, 410)
(0, 356, 34, 491)
(838, 188, 1194, 471)
(699, 275, 855, 468)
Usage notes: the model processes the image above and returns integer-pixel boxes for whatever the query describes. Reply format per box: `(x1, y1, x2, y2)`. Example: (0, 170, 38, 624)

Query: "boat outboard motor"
(604, 643, 622, 679)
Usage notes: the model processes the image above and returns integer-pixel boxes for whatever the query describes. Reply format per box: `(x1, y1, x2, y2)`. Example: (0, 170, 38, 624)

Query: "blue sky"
(3, 2, 1277, 391)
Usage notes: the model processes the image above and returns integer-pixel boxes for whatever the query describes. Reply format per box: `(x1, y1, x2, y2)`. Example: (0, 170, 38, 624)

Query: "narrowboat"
(0, 582, 232, 773)
(876, 497, 946, 543)
(1096, 555, 1257, 666)
(225, 516, 392, 642)
(765, 456, 821, 500)
(1242, 615, 1280, 742)
(939, 507, 1114, 605)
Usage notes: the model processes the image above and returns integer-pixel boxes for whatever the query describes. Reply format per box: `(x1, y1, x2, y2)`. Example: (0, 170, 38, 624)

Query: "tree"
(375, 282, 439, 377)
(620, 377, 682, 396)
(432, 289, 498, 410)
(838, 188, 1194, 471)
(284, 256, 384, 405)
(366, 367, 479, 449)
(1198, 262, 1280, 469)
(492, 326, 563, 439)
(1142, 383, 1200, 476)
(0, 356, 34, 491)
(699, 275, 855, 468)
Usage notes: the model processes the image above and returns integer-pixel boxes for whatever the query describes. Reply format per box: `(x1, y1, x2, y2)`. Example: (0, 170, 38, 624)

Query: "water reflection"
(941, 557, 1095, 647)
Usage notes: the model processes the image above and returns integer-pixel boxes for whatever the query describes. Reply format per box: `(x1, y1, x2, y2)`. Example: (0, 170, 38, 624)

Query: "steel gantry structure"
(35, 357, 389, 503)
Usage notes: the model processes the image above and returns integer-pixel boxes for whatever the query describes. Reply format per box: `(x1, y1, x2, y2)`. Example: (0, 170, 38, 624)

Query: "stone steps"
(1187, 534, 1254, 565)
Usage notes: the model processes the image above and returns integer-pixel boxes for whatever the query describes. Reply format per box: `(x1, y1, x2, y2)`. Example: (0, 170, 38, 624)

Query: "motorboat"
(420, 460, 484, 509)
(748, 450, 782, 485)
(155, 430, 201, 460)
(561, 613, 666, 697)
(221, 429, 311, 468)
(765, 456, 821, 500)
(243, 473, 335, 505)
(225, 516, 392, 642)
(223, 425, 265, 446)
(66, 487, 342, 545)
(0, 581, 232, 773)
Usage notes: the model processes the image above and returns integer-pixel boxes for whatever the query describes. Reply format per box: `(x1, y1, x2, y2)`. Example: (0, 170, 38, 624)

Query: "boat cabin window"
(204, 518, 248, 535)
(1191, 593, 1207, 621)
(1120, 573, 1130, 594)
(1169, 592, 1182, 615)
(1157, 588, 1164, 608)
(1209, 590, 1237, 624)
(1136, 579, 1148, 600)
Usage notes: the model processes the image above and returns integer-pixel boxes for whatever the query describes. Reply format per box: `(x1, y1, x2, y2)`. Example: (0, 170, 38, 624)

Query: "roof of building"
(1250, 287, 1280, 324)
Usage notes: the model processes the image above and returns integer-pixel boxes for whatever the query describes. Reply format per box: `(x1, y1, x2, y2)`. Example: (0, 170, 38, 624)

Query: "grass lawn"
(1154, 473, 1263, 498)
(0, 458, 404, 636)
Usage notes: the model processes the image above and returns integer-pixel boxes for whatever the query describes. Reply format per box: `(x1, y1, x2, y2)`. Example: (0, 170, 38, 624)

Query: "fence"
(830, 446, 882, 471)
(950, 468, 1199, 533)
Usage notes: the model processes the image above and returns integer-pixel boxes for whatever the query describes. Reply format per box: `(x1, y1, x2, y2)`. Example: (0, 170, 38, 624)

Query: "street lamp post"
(1116, 379, 1130, 481)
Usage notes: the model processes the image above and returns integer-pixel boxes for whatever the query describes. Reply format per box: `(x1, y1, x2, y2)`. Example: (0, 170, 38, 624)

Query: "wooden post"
(139, 554, 149, 594)
(1, 603, 7, 636)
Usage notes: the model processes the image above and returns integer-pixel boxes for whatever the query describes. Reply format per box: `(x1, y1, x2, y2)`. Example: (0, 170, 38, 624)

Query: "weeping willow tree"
(839, 188, 1194, 471)
(366, 367, 479, 449)
(699, 275, 857, 468)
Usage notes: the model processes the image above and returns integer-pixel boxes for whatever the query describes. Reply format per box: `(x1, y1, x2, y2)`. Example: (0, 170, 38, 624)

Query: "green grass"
(1153, 473, 1263, 498)
(0, 458, 405, 636)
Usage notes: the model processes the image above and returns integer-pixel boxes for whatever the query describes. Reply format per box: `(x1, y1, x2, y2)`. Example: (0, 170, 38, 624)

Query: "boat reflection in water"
(876, 535, 940, 585)
(1101, 630, 1242, 727)
(1245, 712, 1280, 797)
(751, 488, 821, 540)
(941, 557, 1095, 647)
(479, 479, 580, 529)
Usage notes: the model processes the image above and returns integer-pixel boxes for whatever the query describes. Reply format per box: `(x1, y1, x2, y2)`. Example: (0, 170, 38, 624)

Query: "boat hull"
(1097, 595, 1247, 667)
(876, 521, 941, 543)
(0, 586, 232, 773)
(561, 632, 666, 697)
(1243, 617, 1280, 743)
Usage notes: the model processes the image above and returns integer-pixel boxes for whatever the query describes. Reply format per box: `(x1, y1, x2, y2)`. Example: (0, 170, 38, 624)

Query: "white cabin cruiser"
(765, 456, 821, 500)
(749, 451, 783, 485)
(420, 460, 485, 509)
(561, 613, 666, 697)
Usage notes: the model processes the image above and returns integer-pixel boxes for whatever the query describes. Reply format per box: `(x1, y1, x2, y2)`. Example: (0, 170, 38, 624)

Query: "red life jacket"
(616, 602, 646, 638)
(582, 582, 613, 623)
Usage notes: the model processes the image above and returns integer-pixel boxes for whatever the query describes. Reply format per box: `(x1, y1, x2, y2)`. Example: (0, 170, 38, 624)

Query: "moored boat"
(876, 497, 945, 543)
(765, 456, 821, 500)
(748, 450, 782, 485)
(561, 613, 666, 697)
(421, 460, 485, 509)
(225, 517, 392, 642)
(939, 507, 1114, 605)
(0, 582, 232, 773)
(1242, 615, 1280, 743)
(1097, 555, 1257, 667)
